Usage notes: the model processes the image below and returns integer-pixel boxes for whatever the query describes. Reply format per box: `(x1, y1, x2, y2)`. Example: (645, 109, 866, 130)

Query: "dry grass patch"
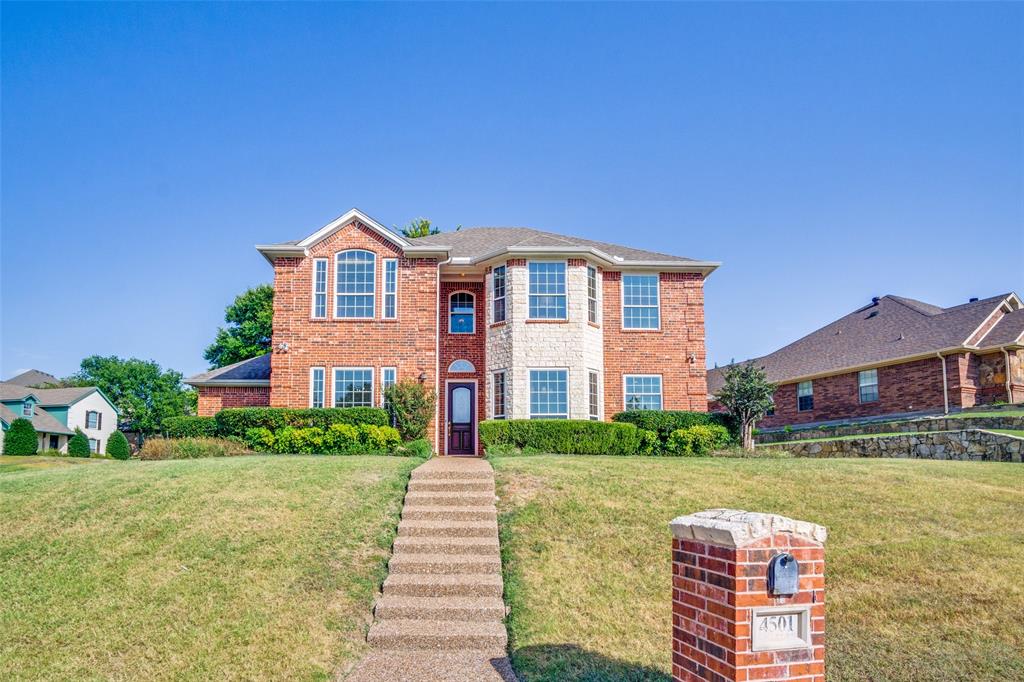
(0, 455, 420, 681)
(493, 456, 1024, 682)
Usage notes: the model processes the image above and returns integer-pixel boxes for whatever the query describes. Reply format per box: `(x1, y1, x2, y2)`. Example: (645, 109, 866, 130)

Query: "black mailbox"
(767, 553, 799, 596)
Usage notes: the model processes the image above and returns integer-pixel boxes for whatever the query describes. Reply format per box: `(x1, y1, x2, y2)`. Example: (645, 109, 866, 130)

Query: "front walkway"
(347, 457, 516, 681)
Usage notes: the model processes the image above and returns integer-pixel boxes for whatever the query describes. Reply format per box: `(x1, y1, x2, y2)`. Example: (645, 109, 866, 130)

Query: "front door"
(447, 382, 476, 455)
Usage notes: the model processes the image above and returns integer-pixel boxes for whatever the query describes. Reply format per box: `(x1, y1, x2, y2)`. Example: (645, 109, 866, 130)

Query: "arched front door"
(447, 382, 476, 455)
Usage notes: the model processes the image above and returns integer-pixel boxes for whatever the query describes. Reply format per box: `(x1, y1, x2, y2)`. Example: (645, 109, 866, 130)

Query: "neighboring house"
(708, 293, 1024, 429)
(0, 373, 120, 454)
(186, 207, 719, 455)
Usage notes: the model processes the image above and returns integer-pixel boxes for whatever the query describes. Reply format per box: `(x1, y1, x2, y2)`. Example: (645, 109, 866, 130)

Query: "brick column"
(670, 509, 827, 682)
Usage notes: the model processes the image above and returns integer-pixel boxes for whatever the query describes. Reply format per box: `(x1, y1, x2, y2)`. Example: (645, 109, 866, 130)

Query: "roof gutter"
(255, 244, 307, 265)
(184, 380, 271, 388)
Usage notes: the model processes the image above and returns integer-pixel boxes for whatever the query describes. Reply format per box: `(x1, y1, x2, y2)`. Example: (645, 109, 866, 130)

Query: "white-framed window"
(89, 438, 100, 453)
(587, 265, 599, 324)
(588, 370, 601, 420)
(529, 369, 568, 419)
(383, 259, 398, 319)
(22, 401, 33, 417)
(335, 250, 376, 318)
(448, 359, 475, 373)
(859, 369, 879, 403)
(312, 258, 328, 318)
(624, 374, 662, 411)
(528, 262, 567, 320)
(450, 292, 475, 334)
(492, 265, 507, 323)
(86, 410, 101, 429)
(622, 274, 660, 329)
(333, 367, 374, 407)
(492, 370, 507, 419)
(381, 367, 397, 406)
(797, 381, 814, 412)
(310, 367, 325, 408)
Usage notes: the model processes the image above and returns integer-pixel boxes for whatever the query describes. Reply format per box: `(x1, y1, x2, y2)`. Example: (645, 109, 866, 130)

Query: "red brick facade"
(197, 386, 271, 416)
(439, 280, 486, 454)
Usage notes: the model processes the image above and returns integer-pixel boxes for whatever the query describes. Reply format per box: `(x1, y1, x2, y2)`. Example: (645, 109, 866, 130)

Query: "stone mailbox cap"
(669, 509, 827, 548)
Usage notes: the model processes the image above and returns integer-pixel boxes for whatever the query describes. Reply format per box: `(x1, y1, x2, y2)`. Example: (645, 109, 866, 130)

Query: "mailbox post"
(669, 509, 826, 682)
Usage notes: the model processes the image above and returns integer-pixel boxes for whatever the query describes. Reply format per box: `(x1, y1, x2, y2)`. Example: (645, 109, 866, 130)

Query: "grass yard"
(493, 456, 1024, 682)
(0, 454, 420, 681)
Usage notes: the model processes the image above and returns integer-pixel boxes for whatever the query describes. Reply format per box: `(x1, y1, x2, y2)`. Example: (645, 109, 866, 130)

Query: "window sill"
(620, 328, 663, 333)
(588, 321, 601, 329)
(489, 321, 507, 329)
(526, 319, 569, 324)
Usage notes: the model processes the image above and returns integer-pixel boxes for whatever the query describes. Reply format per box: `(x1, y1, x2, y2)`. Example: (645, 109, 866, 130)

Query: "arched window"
(449, 292, 475, 334)
(448, 359, 475, 373)
(335, 250, 375, 318)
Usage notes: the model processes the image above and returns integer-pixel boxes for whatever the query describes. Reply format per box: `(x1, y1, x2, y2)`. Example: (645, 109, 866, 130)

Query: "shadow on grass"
(508, 644, 671, 682)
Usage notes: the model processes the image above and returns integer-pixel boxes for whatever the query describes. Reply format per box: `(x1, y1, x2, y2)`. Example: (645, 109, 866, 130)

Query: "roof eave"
(296, 208, 410, 250)
(255, 244, 307, 265)
(184, 379, 271, 388)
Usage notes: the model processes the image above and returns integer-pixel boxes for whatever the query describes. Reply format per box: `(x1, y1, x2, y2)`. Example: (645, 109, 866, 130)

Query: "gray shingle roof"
(185, 354, 271, 386)
(0, 403, 75, 436)
(408, 227, 700, 263)
(5, 369, 60, 387)
(708, 293, 1022, 394)
(0, 383, 97, 407)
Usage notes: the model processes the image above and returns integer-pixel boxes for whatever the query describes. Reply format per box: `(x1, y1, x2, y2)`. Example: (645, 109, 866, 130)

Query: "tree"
(69, 356, 192, 434)
(68, 428, 91, 457)
(715, 363, 777, 451)
(106, 431, 131, 460)
(4, 418, 38, 455)
(384, 380, 436, 441)
(203, 285, 274, 368)
(399, 218, 440, 238)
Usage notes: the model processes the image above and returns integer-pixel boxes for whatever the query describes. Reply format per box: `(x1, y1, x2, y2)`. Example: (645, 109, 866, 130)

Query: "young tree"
(68, 428, 91, 457)
(105, 431, 131, 460)
(399, 218, 440, 238)
(384, 380, 436, 441)
(4, 418, 38, 455)
(203, 285, 274, 368)
(69, 356, 191, 434)
(716, 363, 777, 451)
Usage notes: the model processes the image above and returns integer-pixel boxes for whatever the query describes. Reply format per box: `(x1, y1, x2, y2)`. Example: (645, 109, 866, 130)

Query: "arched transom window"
(449, 292, 475, 334)
(335, 250, 375, 318)
(448, 359, 475, 373)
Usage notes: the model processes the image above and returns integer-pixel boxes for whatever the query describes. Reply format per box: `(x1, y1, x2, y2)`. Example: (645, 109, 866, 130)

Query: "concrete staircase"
(347, 457, 515, 681)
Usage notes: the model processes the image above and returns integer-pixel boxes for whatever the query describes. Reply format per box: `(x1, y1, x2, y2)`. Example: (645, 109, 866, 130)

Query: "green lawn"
(493, 456, 1024, 682)
(0, 454, 420, 681)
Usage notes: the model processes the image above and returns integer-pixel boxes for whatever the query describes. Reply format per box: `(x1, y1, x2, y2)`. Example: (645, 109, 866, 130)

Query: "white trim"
(622, 373, 663, 411)
(587, 265, 600, 326)
(309, 366, 326, 408)
(492, 264, 507, 324)
(380, 366, 397, 407)
(526, 260, 569, 321)
(311, 258, 328, 319)
(383, 258, 399, 320)
(620, 272, 661, 331)
(444, 379, 479, 456)
(330, 366, 375, 408)
(857, 368, 879, 403)
(448, 290, 477, 334)
(528, 367, 570, 419)
(187, 380, 270, 388)
(965, 300, 1010, 347)
(491, 369, 508, 419)
(447, 359, 476, 373)
(297, 208, 410, 249)
(333, 249, 377, 320)
(587, 368, 602, 420)
(471, 245, 720, 275)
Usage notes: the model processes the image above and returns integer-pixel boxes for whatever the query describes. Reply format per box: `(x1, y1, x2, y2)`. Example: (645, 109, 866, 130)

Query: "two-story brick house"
(187, 208, 719, 455)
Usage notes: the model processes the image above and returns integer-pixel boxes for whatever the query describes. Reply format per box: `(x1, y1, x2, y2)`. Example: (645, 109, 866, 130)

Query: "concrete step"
(389, 553, 502, 575)
(383, 573, 504, 598)
(394, 536, 500, 556)
(404, 491, 497, 508)
(407, 478, 495, 493)
(398, 519, 498, 538)
(402, 506, 497, 522)
(410, 468, 493, 481)
(367, 619, 507, 652)
(374, 595, 506, 622)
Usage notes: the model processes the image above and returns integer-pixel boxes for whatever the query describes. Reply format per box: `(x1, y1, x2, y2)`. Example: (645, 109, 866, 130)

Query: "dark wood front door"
(447, 382, 476, 455)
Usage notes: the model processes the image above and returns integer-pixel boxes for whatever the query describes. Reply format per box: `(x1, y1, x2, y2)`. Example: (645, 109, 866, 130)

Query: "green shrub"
(162, 415, 218, 438)
(105, 431, 131, 460)
(361, 424, 402, 453)
(138, 437, 251, 460)
(384, 380, 436, 441)
(667, 424, 732, 456)
(637, 428, 661, 456)
(3, 418, 38, 455)
(267, 423, 402, 455)
(67, 429, 91, 458)
(399, 438, 433, 458)
(612, 410, 734, 442)
(244, 427, 276, 452)
(214, 407, 388, 438)
(479, 419, 643, 456)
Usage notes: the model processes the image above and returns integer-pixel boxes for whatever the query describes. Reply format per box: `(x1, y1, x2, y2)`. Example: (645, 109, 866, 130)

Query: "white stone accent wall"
(485, 260, 604, 420)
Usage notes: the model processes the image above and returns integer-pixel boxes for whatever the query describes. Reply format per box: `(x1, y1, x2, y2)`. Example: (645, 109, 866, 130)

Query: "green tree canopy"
(4, 418, 38, 455)
(716, 363, 777, 451)
(68, 356, 191, 434)
(399, 218, 440, 238)
(203, 285, 274, 369)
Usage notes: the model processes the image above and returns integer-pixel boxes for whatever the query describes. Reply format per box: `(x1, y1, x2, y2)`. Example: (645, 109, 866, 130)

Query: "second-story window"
(528, 262, 567, 320)
(797, 381, 814, 411)
(492, 265, 506, 323)
(86, 410, 101, 429)
(622, 274, 660, 329)
(312, 259, 328, 318)
(450, 292, 475, 333)
(22, 401, 33, 417)
(587, 266, 599, 324)
(383, 259, 397, 319)
(335, 250, 375, 319)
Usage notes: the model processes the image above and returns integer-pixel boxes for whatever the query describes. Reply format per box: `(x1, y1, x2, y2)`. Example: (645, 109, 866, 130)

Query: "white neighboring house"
(1, 370, 119, 454)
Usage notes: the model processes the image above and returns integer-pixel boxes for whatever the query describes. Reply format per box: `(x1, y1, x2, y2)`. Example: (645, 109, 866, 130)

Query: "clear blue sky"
(2, 2, 1022, 380)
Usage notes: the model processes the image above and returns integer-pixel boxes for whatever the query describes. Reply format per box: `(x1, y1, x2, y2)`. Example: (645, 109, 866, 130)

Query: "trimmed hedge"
(242, 423, 402, 455)
(3, 418, 38, 455)
(667, 424, 731, 456)
(162, 415, 218, 439)
(67, 429, 91, 458)
(612, 410, 735, 441)
(479, 419, 649, 456)
(214, 407, 388, 439)
(105, 431, 132, 460)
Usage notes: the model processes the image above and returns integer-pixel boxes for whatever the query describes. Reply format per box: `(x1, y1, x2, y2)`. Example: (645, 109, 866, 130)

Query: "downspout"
(937, 352, 949, 415)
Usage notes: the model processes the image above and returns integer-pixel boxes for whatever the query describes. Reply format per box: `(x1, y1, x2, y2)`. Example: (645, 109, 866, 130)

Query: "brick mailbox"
(669, 509, 827, 682)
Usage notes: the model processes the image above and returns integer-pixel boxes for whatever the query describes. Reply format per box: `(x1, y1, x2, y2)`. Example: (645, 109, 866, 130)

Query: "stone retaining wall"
(756, 416, 1024, 445)
(760, 429, 1023, 462)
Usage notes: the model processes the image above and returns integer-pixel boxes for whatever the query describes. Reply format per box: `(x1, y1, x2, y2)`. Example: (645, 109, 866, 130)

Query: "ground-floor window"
(492, 371, 507, 419)
(588, 370, 601, 420)
(529, 369, 568, 419)
(858, 369, 879, 403)
(89, 438, 100, 453)
(333, 368, 373, 408)
(381, 367, 397, 406)
(624, 374, 662, 411)
(797, 380, 814, 411)
(310, 367, 325, 408)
